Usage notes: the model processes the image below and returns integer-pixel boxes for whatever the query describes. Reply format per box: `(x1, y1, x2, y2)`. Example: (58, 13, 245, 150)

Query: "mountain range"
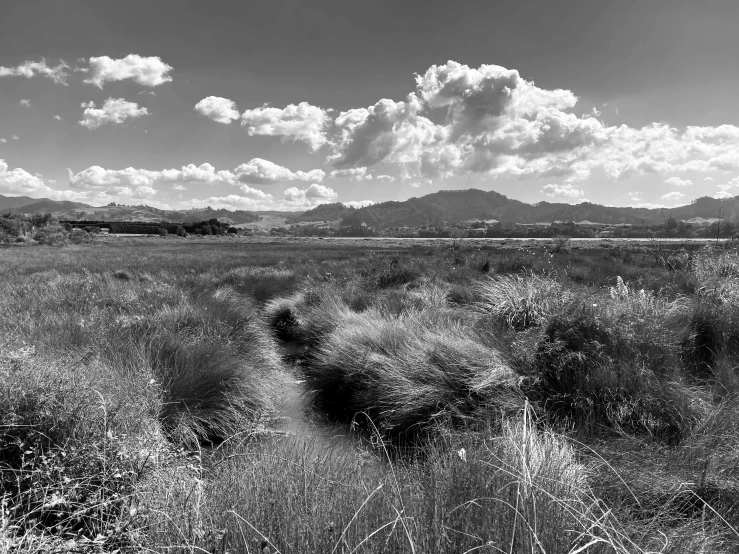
(3, 189, 739, 228)
(298, 190, 739, 228)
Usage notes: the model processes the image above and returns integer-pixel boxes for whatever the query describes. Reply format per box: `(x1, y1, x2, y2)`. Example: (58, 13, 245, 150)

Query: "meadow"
(2, 236, 739, 553)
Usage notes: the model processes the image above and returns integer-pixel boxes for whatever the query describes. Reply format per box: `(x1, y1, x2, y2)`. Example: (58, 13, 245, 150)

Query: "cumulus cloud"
(0, 159, 49, 195)
(84, 55, 173, 88)
(280, 61, 739, 185)
(67, 158, 330, 194)
(11, 135, 19, 141)
(705, 176, 714, 181)
(19, 99, 31, 108)
(0, 59, 70, 85)
(53, 115, 62, 120)
(717, 176, 739, 191)
(79, 98, 148, 129)
(661, 191, 685, 201)
(284, 184, 338, 206)
(664, 176, 692, 187)
(343, 200, 375, 208)
(541, 183, 584, 199)
(68, 163, 232, 189)
(233, 158, 324, 184)
(194, 96, 240, 124)
(240, 102, 330, 150)
(714, 191, 733, 199)
(330, 167, 367, 179)
(328, 167, 396, 182)
(0, 139, 6, 144)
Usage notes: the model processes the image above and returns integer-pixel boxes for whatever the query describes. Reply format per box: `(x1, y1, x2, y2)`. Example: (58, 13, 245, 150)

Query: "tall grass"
(477, 273, 572, 330)
(148, 411, 650, 554)
(306, 307, 523, 441)
(3, 241, 739, 552)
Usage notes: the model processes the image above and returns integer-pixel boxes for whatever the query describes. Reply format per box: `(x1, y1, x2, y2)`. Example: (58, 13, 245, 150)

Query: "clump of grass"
(477, 272, 572, 330)
(138, 286, 281, 446)
(306, 307, 523, 441)
(0, 345, 159, 552)
(361, 251, 421, 288)
(532, 302, 704, 441)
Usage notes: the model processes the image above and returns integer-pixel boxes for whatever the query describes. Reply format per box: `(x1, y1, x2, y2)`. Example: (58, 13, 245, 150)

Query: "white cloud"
(84, 54, 173, 88)
(0, 159, 49, 195)
(233, 158, 324, 184)
(705, 176, 714, 181)
(665, 176, 692, 187)
(661, 191, 685, 201)
(541, 183, 584, 199)
(194, 96, 240, 124)
(172, 184, 186, 191)
(67, 158, 322, 195)
(0, 59, 70, 85)
(330, 167, 367, 179)
(79, 98, 148, 129)
(714, 191, 733, 199)
(11, 135, 19, 141)
(344, 200, 375, 208)
(284, 184, 338, 206)
(329, 167, 395, 182)
(53, 115, 62, 120)
(240, 102, 330, 150)
(19, 99, 31, 108)
(288, 61, 739, 184)
(139, 91, 156, 96)
(717, 176, 739, 191)
(0, 139, 6, 144)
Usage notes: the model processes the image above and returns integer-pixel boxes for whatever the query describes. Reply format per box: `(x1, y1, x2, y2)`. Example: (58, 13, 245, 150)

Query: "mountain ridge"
(4, 189, 739, 227)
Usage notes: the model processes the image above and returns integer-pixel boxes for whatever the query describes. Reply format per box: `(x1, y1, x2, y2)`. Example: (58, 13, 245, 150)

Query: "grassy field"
(2, 237, 739, 553)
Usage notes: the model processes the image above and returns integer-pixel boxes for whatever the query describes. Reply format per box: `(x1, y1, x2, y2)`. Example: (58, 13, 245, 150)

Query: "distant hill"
(0, 194, 39, 210)
(286, 203, 356, 223)
(8, 189, 739, 229)
(1, 194, 90, 212)
(9, 199, 92, 214)
(340, 189, 739, 229)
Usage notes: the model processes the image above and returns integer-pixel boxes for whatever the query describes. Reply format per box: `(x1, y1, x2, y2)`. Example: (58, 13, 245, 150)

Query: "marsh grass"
(2, 240, 739, 552)
(477, 272, 572, 330)
(306, 307, 524, 441)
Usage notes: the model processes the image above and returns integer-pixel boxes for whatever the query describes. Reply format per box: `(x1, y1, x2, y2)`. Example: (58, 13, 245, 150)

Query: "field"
(2, 237, 739, 553)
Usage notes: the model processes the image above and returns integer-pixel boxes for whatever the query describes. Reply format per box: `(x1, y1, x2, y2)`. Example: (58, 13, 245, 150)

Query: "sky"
(2, 0, 739, 211)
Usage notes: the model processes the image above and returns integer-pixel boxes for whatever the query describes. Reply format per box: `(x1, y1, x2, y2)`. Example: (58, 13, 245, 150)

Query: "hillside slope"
(341, 189, 739, 228)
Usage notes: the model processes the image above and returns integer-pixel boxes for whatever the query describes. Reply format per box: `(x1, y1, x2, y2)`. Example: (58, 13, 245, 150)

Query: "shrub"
(551, 235, 571, 253)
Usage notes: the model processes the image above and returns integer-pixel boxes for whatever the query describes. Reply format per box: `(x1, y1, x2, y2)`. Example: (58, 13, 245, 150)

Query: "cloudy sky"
(2, 0, 739, 211)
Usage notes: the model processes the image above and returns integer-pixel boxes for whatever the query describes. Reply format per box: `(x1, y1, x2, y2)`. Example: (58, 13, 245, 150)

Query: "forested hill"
(340, 189, 739, 228)
(285, 203, 357, 223)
